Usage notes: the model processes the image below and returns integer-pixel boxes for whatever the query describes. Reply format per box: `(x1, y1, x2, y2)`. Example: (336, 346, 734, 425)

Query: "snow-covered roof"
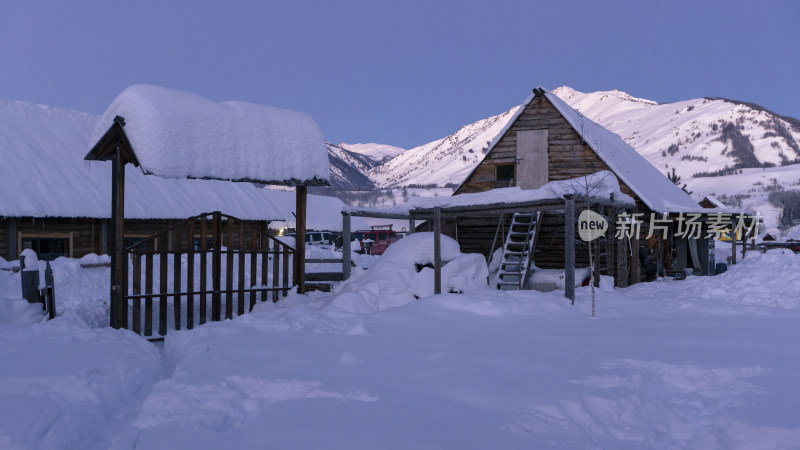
(699, 195, 728, 208)
(459, 87, 705, 214)
(0, 98, 338, 222)
(350, 172, 634, 217)
(88, 84, 330, 186)
(543, 90, 705, 214)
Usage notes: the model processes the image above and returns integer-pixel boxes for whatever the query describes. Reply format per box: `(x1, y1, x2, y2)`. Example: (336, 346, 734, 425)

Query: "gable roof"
(86, 84, 330, 186)
(699, 195, 728, 209)
(457, 87, 704, 214)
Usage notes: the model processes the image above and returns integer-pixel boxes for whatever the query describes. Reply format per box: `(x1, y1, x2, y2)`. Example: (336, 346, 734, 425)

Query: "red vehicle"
(353, 228, 399, 255)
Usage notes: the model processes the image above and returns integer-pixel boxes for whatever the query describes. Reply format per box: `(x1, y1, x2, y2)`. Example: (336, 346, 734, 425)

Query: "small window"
(496, 164, 515, 186)
(21, 237, 70, 261)
(378, 231, 388, 241)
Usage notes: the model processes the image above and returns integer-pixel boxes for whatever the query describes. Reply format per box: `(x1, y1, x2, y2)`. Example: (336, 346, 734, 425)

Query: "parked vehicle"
(353, 229, 399, 255)
(284, 231, 333, 246)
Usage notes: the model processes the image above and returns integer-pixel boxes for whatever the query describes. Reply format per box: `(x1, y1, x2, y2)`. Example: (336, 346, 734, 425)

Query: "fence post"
(564, 195, 576, 304)
(342, 212, 351, 280)
(20, 250, 40, 303)
(434, 206, 442, 295)
(44, 261, 56, 320)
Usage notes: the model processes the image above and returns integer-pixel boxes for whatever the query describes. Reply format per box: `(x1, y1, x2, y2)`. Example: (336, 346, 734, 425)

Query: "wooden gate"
(121, 211, 295, 337)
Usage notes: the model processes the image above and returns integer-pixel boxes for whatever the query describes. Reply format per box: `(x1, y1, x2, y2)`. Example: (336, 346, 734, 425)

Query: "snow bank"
(90, 84, 330, 185)
(624, 248, 800, 313)
(0, 316, 160, 449)
(328, 233, 487, 314)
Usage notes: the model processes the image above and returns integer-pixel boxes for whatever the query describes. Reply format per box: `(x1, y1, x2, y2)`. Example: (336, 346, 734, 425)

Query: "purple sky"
(1, 0, 797, 149)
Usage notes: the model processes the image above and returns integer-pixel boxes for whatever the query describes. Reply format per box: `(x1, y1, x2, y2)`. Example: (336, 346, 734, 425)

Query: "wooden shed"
(84, 84, 331, 331)
(443, 87, 750, 285)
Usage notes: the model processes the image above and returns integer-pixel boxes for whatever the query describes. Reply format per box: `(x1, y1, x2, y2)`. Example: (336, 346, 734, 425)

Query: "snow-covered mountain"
(337, 142, 405, 163)
(347, 87, 800, 190)
(553, 87, 800, 180)
(325, 143, 376, 190)
(367, 106, 521, 187)
(331, 87, 800, 231)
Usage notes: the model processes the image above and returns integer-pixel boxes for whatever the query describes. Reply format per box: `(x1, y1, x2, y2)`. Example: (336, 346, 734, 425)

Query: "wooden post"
(614, 201, 628, 288)
(187, 221, 195, 329)
(631, 209, 641, 284)
(564, 195, 575, 303)
(295, 185, 307, 294)
(741, 228, 747, 259)
(408, 216, 415, 234)
(433, 206, 442, 295)
(226, 219, 234, 319)
(731, 222, 737, 265)
(212, 212, 221, 321)
(342, 213, 351, 280)
(101, 220, 108, 256)
(110, 147, 126, 329)
(7, 218, 16, 260)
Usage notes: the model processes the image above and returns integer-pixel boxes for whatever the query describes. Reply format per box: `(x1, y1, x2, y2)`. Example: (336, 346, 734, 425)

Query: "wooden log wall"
(0, 216, 202, 260)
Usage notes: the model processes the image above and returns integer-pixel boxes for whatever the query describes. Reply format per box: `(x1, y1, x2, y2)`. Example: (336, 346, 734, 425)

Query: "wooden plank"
(342, 213, 351, 280)
(131, 252, 141, 334)
(212, 212, 221, 322)
(305, 272, 345, 282)
(517, 130, 549, 189)
(187, 221, 194, 330)
(238, 222, 245, 316)
(200, 216, 208, 325)
(145, 244, 153, 336)
(631, 210, 641, 284)
(173, 227, 182, 331)
(282, 246, 289, 298)
(295, 185, 307, 293)
(564, 196, 576, 303)
(272, 238, 279, 302)
(226, 219, 234, 319)
(121, 248, 128, 329)
(159, 243, 168, 336)
(434, 206, 442, 295)
(250, 229, 257, 311)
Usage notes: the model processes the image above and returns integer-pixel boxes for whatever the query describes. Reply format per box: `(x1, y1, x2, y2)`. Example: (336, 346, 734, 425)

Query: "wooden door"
(516, 130, 548, 189)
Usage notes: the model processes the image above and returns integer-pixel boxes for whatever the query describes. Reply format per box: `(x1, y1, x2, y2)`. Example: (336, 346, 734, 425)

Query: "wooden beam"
(564, 195, 575, 303)
(295, 185, 307, 294)
(110, 147, 126, 329)
(342, 212, 351, 280)
(434, 206, 442, 295)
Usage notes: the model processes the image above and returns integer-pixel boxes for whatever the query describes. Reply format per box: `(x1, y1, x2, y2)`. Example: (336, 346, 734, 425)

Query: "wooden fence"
(121, 212, 296, 337)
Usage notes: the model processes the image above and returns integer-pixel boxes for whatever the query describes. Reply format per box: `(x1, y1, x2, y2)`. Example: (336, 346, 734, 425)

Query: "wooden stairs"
(494, 212, 541, 290)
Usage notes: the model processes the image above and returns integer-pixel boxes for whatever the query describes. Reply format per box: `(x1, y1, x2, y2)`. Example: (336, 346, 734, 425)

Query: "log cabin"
(0, 95, 358, 263)
(448, 87, 738, 285)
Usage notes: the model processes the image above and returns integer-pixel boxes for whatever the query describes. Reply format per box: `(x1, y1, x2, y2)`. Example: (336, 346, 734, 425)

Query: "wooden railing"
(122, 212, 296, 337)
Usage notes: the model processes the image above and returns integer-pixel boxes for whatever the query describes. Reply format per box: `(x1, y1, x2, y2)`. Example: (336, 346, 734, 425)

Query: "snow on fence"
(123, 212, 296, 338)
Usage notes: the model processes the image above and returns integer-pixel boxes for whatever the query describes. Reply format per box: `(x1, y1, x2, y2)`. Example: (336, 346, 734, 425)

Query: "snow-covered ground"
(1, 241, 799, 449)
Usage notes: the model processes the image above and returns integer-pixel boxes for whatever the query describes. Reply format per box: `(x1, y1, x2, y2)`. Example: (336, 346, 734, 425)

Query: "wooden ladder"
(495, 211, 541, 290)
